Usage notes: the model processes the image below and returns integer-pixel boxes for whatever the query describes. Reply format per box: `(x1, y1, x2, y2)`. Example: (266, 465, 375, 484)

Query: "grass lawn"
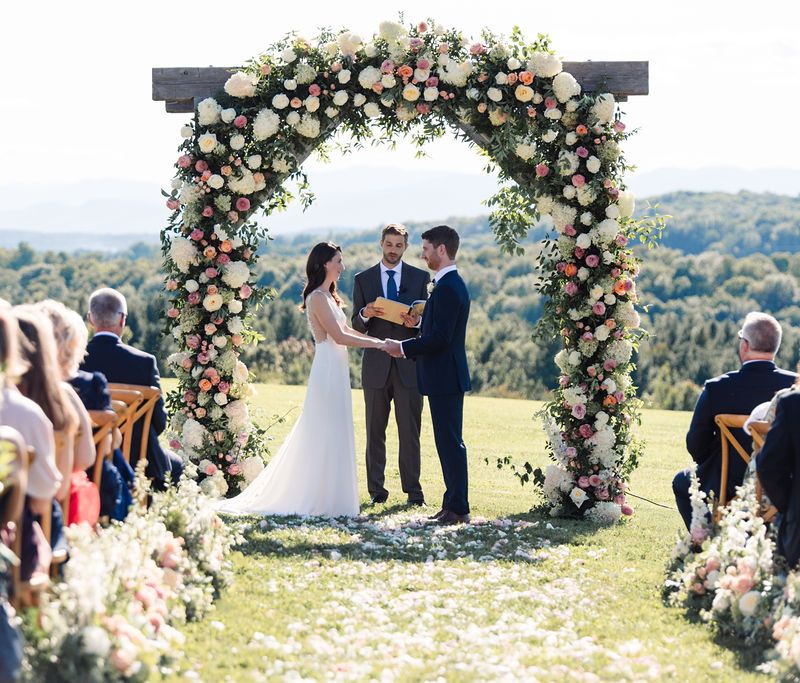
(166, 382, 762, 681)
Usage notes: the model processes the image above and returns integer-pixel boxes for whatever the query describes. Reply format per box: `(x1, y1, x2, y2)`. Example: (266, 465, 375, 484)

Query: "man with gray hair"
(672, 311, 796, 529)
(81, 287, 183, 489)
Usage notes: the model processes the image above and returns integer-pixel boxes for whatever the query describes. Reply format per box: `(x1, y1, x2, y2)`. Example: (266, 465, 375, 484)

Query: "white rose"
(595, 326, 610, 342)
(738, 591, 760, 617)
(246, 155, 262, 170)
(228, 299, 243, 314)
(577, 268, 590, 281)
(541, 129, 558, 143)
(487, 87, 502, 102)
(185, 279, 199, 293)
(423, 86, 439, 102)
(402, 84, 420, 102)
(565, 132, 578, 146)
(286, 111, 301, 126)
(198, 132, 217, 154)
(364, 102, 381, 118)
(381, 74, 397, 88)
(338, 69, 352, 84)
(180, 125, 193, 138)
(562, 185, 577, 200)
(528, 52, 562, 78)
(283, 79, 297, 91)
(197, 97, 222, 126)
(569, 487, 588, 508)
(305, 96, 320, 113)
(532, 92, 544, 104)
(221, 108, 236, 124)
(605, 204, 620, 219)
(353, 93, 366, 106)
(516, 143, 536, 161)
(272, 93, 290, 109)
(229, 134, 245, 151)
(213, 335, 228, 348)
(363, 43, 377, 58)
(333, 90, 349, 106)
(207, 174, 224, 190)
(203, 294, 224, 312)
(568, 350, 581, 366)
(224, 71, 257, 98)
(597, 218, 620, 244)
(214, 392, 228, 406)
(552, 72, 581, 103)
(589, 285, 604, 301)
(507, 57, 521, 71)
(325, 107, 339, 118)
(414, 68, 429, 82)
(358, 66, 382, 89)
(544, 107, 562, 120)
(281, 48, 297, 64)
(580, 211, 593, 226)
(586, 156, 601, 174)
(495, 72, 508, 85)
(253, 108, 280, 140)
(604, 294, 617, 305)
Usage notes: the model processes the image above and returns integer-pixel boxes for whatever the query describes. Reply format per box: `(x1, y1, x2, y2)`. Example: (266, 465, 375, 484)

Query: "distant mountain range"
(0, 166, 797, 252)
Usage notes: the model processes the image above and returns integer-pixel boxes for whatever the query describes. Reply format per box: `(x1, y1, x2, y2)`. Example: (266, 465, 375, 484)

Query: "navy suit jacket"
(80, 334, 170, 482)
(687, 360, 797, 499)
(757, 390, 800, 567)
(402, 270, 471, 396)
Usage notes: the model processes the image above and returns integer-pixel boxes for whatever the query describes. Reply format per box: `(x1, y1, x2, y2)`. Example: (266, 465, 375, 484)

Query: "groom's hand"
(384, 339, 404, 358)
(400, 310, 420, 328)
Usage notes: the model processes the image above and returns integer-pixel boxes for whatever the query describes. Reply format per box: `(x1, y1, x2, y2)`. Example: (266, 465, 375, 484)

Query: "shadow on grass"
(221, 506, 622, 566)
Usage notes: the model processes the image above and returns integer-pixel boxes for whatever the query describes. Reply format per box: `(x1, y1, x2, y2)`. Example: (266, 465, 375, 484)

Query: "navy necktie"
(386, 270, 398, 301)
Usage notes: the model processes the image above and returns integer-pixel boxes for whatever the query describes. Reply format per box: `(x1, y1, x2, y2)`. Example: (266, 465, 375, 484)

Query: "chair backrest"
(108, 383, 161, 467)
(713, 414, 751, 510)
(0, 433, 26, 610)
(109, 388, 144, 463)
(748, 420, 778, 523)
(88, 409, 118, 488)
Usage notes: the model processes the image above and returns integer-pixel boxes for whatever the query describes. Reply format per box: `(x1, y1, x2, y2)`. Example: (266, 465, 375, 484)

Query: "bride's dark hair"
(301, 242, 344, 310)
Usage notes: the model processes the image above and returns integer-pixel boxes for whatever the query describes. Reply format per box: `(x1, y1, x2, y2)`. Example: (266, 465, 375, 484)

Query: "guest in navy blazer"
(385, 225, 471, 525)
(757, 385, 800, 567)
(674, 312, 797, 529)
(80, 288, 182, 489)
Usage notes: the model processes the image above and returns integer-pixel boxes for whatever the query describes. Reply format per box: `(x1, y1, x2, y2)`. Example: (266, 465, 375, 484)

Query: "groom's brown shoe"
(428, 508, 447, 520)
(438, 510, 470, 525)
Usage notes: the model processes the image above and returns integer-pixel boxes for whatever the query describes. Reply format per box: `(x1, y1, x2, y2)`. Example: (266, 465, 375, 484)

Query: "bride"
(216, 242, 386, 517)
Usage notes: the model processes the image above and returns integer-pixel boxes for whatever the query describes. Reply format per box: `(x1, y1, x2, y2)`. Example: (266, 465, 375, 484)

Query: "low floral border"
(162, 18, 663, 515)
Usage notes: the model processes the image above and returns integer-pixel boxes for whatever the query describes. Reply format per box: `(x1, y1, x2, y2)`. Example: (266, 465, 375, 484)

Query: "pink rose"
(603, 359, 617, 371)
(166, 280, 178, 291)
(234, 115, 247, 128)
(205, 267, 218, 278)
(239, 283, 253, 298)
(417, 22, 428, 33)
(190, 228, 204, 241)
(535, 164, 549, 177)
(587, 366, 597, 378)
(614, 495, 626, 506)
(166, 199, 180, 211)
(544, 96, 557, 109)
(581, 331, 593, 342)
(410, 37, 424, 49)
(205, 323, 218, 335)
(381, 59, 395, 73)
(202, 206, 214, 217)
(559, 375, 570, 387)
(187, 334, 201, 349)
(585, 254, 600, 268)
(564, 447, 577, 459)
(621, 503, 634, 516)
(197, 352, 210, 364)
(611, 267, 621, 278)
(228, 210, 239, 222)
(217, 253, 231, 265)
(217, 381, 231, 394)
(169, 439, 181, 450)
(564, 224, 577, 236)
(187, 292, 200, 305)
(469, 43, 485, 55)
(309, 84, 321, 97)
(167, 307, 179, 318)
(615, 234, 628, 247)
(438, 42, 450, 54)
(183, 390, 197, 403)
(592, 302, 606, 316)
(578, 424, 594, 439)
(578, 476, 590, 488)
(564, 282, 578, 296)
(614, 121, 626, 132)
(576, 146, 589, 158)
(571, 404, 586, 419)
(236, 197, 251, 212)
(417, 58, 431, 70)
(556, 262, 566, 273)
(416, 103, 430, 114)
(574, 247, 585, 259)
(595, 487, 610, 500)
(571, 174, 586, 188)
(426, 76, 439, 88)
(177, 155, 192, 169)
(204, 463, 218, 476)
(195, 160, 209, 173)
(227, 464, 241, 476)
(614, 391, 625, 403)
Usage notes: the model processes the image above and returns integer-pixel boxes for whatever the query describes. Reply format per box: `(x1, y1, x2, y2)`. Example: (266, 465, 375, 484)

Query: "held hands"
(382, 339, 404, 358)
(362, 302, 385, 319)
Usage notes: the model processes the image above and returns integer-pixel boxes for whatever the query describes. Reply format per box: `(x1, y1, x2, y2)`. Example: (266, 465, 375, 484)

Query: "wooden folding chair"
(108, 383, 161, 469)
(1, 431, 27, 610)
(88, 409, 118, 488)
(713, 414, 751, 519)
(109, 387, 144, 463)
(749, 420, 778, 523)
(47, 430, 70, 578)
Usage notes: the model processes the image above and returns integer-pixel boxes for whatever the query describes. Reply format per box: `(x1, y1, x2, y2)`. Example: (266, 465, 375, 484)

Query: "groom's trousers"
(428, 393, 469, 515)
(364, 360, 424, 502)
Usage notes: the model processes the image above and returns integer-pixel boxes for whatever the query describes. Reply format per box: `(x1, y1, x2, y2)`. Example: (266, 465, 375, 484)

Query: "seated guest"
(756, 384, 800, 567)
(673, 312, 797, 529)
(81, 288, 182, 489)
(38, 299, 132, 521)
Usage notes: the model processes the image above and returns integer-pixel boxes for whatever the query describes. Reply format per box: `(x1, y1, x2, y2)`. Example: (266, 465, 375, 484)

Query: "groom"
(384, 225, 471, 525)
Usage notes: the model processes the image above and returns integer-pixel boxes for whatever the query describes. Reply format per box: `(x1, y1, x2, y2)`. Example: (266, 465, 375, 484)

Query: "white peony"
(541, 129, 558, 143)
(586, 156, 601, 174)
(738, 591, 761, 617)
(596, 218, 620, 245)
(224, 71, 257, 98)
(253, 108, 280, 140)
(353, 93, 367, 107)
(381, 74, 397, 89)
(229, 134, 245, 151)
(617, 190, 636, 218)
(207, 174, 224, 190)
(241, 456, 265, 484)
(197, 97, 222, 126)
(246, 155, 262, 170)
(594, 325, 610, 342)
(272, 93, 290, 110)
(227, 316, 244, 335)
(228, 169, 256, 196)
(337, 32, 362, 57)
(562, 185, 576, 200)
(170, 237, 198, 273)
(591, 93, 616, 125)
(283, 79, 297, 91)
(414, 68, 430, 82)
(338, 69, 352, 84)
(203, 294, 224, 312)
(552, 72, 581, 103)
(281, 48, 297, 64)
(222, 261, 251, 289)
(214, 392, 228, 406)
(487, 87, 502, 102)
(364, 102, 381, 118)
(198, 132, 218, 154)
(558, 151, 580, 176)
(528, 52, 562, 78)
(185, 279, 199, 293)
(333, 90, 349, 106)
(305, 96, 320, 113)
(544, 107, 562, 120)
(440, 60, 472, 87)
(295, 114, 320, 138)
(379, 20, 406, 43)
(228, 299, 243, 314)
(358, 66, 382, 89)
(423, 86, 438, 102)
(507, 57, 522, 71)
(221, 108, 237, 124)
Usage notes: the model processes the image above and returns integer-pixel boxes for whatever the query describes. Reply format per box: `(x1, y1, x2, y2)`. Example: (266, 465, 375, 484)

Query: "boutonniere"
(426, 281, 436, 295)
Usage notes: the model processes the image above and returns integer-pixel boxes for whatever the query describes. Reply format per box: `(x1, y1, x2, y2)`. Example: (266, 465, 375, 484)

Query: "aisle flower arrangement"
(162, 18, 664, 513)
(20, 469, 239, 681)
(664, 470, 800, 676)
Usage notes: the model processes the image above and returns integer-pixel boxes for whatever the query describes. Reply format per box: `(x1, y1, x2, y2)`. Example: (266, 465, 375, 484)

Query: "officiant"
(352, 224, 430, 506)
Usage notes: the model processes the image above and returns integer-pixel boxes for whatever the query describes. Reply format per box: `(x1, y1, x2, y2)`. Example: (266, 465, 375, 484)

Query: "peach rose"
(199, 379, 213, 392)
(519, 71, 534, 85)
(564, 263, 578, 277)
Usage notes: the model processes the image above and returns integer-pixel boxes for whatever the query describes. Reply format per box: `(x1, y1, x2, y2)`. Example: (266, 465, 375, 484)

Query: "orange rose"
(605, 319, 617, 329)
(253, 172, 265, 185)
(221, 166, 233, 176)
(290, 97, 302, 108)
(398, 65, 413, 79)
(576, 124, 588, 136)
(519, 71, 534, 85)
(613, 280, 628, 296)
(603, 396, 618, 407)
(564, 263, 578, 277)
(219, 240, 233, 253)
(231, 334, 243, 346)
(207, 285, 218, 295)
(199, 379, 212, 392)
(204, 246, 217, 259)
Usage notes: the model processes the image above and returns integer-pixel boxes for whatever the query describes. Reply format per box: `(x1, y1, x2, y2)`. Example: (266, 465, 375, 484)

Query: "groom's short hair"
(381, 223, 408, 243)
(421, 225, 459, 259)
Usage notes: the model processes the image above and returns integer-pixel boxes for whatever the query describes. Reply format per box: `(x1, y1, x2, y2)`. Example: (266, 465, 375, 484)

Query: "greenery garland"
(162, 18, 665, 518)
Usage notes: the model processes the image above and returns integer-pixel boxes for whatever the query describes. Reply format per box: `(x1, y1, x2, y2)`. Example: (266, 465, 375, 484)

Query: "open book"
(371, 297, 426, 326)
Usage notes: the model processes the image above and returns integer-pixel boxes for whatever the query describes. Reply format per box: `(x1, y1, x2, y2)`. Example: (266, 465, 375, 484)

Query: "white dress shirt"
(360, 261, 405, 322)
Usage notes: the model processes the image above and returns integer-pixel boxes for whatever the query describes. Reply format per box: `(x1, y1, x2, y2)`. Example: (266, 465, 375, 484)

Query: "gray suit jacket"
(352, 262, 430, 389)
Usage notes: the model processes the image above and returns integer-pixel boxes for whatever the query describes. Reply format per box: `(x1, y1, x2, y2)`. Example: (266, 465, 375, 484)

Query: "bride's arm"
(308, 294, 385, 349)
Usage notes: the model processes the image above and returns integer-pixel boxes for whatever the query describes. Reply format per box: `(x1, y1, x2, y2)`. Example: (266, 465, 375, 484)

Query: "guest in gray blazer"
(352, 224, 430, 505)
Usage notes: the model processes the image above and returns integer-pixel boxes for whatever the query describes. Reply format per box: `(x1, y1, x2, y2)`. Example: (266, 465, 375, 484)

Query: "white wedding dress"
(216, 291, 360, 517)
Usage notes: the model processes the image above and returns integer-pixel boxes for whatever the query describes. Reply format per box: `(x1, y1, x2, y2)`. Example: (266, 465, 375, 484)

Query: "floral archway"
(162, 20, 655, 521)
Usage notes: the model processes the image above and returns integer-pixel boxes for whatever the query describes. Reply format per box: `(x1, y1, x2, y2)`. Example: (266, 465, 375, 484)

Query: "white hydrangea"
(272, 157, 292, 174)
(591, 94, 616, 125)
(543, 465, 574, 504)
(596, 218, 620, 245)
(228, 169, 256, 196)
(551, 202, 577, 232)
(556, 234, 576, 259)
(586, 501, 622, 524)
(224, 72, 257, 98)
(562, 387, 587, 407)
(222, 261, 250, 289)
(576, 233, 592, 249)
(200, 470, 228, 498)
(227, 316, 244, 336)
(182, 418, 209, 452)
(528, 52, 562, 78)
(537, 195, 555, 215)
(294, 62, 316, 85)
(615, 301, 641, 329)
(253, 108, 280, 140)
(606, 339, 633, 365)
(552, 72, 581, 103)
(337, 31, 362, 57)
(296, 114, 321, 138)
(358, 66, 382, 89)
(558, 151, 580, 176)
(440, 60, 473, 87)
(396, 106, 417, 122)
(364, 102, 381, 118)
(170, 237, 198, 273)
(576, 186, 598, 207)
(580, 212, 594, 226)
(241, 456, 265, 485)
(197, 98, 222, 126)
(563, 185, 577, 200)
(224, 399, 249, 431)
(379, 20, 406, 43)
(515, 142, 536, 161)
(605, 204, 620, 219)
